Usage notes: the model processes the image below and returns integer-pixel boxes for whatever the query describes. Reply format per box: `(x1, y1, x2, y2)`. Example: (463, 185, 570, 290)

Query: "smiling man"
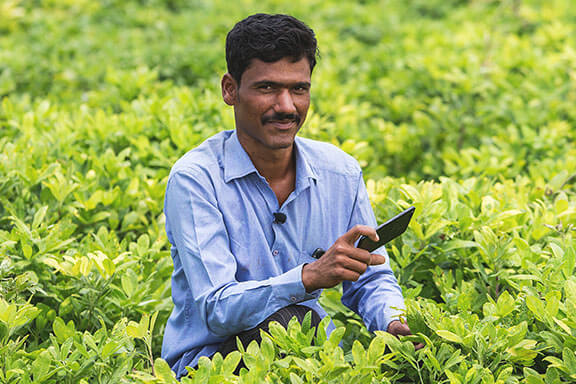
(162, 14, 413, 378)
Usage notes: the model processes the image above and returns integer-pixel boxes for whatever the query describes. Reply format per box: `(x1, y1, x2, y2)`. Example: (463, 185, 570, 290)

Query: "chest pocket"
(298, 243, 333, 265)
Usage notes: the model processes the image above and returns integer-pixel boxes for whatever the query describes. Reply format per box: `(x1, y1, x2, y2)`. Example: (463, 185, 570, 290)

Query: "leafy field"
(1, 0, 575, 382)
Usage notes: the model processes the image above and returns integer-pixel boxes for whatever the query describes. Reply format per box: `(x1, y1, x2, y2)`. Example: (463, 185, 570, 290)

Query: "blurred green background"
(1, 0, 575, 382)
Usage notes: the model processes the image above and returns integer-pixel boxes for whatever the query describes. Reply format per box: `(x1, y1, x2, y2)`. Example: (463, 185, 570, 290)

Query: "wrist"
(301, 263, 318, 293)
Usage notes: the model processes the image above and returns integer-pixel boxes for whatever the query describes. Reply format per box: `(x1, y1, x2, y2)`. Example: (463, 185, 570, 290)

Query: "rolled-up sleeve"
(165, 169, 316, 337)
(341, 171, 406, 332)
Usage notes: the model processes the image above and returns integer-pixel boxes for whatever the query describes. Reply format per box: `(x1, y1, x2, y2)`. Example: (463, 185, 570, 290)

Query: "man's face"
(222, 57, 311, 154)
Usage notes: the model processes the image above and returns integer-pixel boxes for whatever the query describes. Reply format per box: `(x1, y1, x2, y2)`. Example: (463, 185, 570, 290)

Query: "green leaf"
(442, 239, 479, 252)
(101, 341, 119, 359)
(400, 184, 421, 203)
(525, 375, 546, 384)
(376, 331, 403, 351)
(506, 321, 528, 347)
(121, 269, 138, 297)
(246, 340, 260, 356)
(150, 311, 159, 335)
(549, 170, 569, 191)
(563, 246, 576, 278)
(524, 368, 546, 384)
(555, 198, 569, 215)
(53, 317, 74, 343)
(495, 209, 525, 221)
(137, 234, 150, 255)
(482, 372, 495, 384)
(211, 353, 223, 373)
(424, 219, 450, 240)
(550, 243, 565, 259)
(274, 357, 291, 369)
(566, 280, 576, 305)
(543, 356, 564, 370)
(563, 348, 576, 375)
(60, 337, 73, 360)
(261, 336, 275, 361)
(32, 206, 48, 229)
(32, 350, 52, 381)
(351, 340, 366, 366)
(301, 346, 321, 356)
(526, 296, 545, 321)
(368, 335, 387, 363)
(507, 339, 538, 363)
(445, 370, 462, 384)
(83, 333, 98, 351)
(545, 291, 561, 318)
(495, 291, 515, 318)
(155, 358, 177, 382)
(444, 350, 463, 371)
(436, 330, 463, 344)
(326, 327, 346, 349)
(553, 318, 572, 334)
(268, 321, 288, 345)
(22, 243, 33, 259)
(222, 351, 241, 375)
(290, 372, 304, 384)
(314, 316, 330, 346)
(301, 310, 312, 334)
(126, 320, 146, 339)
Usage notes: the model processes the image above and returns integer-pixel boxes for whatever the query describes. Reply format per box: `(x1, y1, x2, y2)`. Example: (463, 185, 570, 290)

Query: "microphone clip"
(273, 212, 287, 224)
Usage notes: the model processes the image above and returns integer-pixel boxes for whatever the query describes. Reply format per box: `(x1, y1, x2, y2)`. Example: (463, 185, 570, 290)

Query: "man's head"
(225, 13, 318, 85)
(222, 14, 319, 154)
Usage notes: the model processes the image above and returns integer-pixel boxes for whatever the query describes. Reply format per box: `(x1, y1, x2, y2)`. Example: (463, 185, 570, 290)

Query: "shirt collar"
(223, 131, 319, 184)
(294, 137, 319, 186)
(223, 131, 258, 183)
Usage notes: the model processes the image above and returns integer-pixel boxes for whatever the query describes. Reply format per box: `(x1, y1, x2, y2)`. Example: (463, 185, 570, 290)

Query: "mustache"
(261, 113, 301, 125)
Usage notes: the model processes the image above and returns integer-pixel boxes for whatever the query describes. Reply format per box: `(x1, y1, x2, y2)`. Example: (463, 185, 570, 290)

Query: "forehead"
(241, 57, 311, 85)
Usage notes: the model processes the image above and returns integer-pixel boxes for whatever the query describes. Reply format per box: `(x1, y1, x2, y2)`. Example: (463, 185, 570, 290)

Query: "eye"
(257, 83, 274, 91)
(293, 85, 310, 94)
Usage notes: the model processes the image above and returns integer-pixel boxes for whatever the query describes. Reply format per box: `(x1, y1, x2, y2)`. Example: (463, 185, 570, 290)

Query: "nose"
(274, 89, 297, 114)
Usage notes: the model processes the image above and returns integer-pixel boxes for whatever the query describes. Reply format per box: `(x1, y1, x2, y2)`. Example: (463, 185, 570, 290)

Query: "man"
(162, 13, 414, 378)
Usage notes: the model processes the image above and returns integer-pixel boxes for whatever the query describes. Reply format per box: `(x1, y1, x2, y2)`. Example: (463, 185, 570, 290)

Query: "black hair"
(226, 14, 319, 84)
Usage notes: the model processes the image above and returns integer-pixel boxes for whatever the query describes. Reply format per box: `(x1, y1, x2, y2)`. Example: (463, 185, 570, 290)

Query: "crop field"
(1, 0, 575, 382)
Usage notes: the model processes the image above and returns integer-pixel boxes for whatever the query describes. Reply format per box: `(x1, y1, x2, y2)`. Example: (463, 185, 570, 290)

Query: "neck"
(236, 134, 297, 207)
(243, 144, 295, 183)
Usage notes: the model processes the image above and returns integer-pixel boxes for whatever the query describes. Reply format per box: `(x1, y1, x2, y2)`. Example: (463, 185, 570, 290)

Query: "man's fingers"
(344, 248, 386, 266)
(342, 257, 369, 275)
(387, 320, 413, 337)
(345, 248, 371, 264)
(369, 253, 386, 265)
(387, 320, 424, 350)
(341, 224, 379, 244)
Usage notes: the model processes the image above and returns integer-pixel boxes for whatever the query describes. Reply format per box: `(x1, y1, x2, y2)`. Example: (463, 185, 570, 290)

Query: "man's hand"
(387, 320, 424, 350)
(302, 225, 386, 292)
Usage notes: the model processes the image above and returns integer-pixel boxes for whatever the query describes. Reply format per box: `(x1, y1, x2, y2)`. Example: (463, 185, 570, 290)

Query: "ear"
(221, 73, 239, 106)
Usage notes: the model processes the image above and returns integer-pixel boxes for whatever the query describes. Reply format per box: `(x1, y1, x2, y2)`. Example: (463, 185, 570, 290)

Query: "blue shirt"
(162, 130, 405, 377)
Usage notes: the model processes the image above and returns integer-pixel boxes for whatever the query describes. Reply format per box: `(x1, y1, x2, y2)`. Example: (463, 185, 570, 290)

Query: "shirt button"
(272, 250, 279, 256)
(290, 296, 297, 302)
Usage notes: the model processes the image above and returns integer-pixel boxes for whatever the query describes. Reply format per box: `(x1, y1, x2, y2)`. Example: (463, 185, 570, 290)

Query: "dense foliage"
(1, 0, 575, 382)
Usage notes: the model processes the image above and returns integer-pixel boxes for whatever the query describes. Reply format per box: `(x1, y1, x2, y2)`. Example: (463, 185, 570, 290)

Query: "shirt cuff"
(271, 264, 321, 307)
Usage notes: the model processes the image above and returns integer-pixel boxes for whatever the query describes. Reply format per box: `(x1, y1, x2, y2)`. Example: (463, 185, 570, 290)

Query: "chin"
(268, 140, 294, 150)
(266, 133, 298, 149)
